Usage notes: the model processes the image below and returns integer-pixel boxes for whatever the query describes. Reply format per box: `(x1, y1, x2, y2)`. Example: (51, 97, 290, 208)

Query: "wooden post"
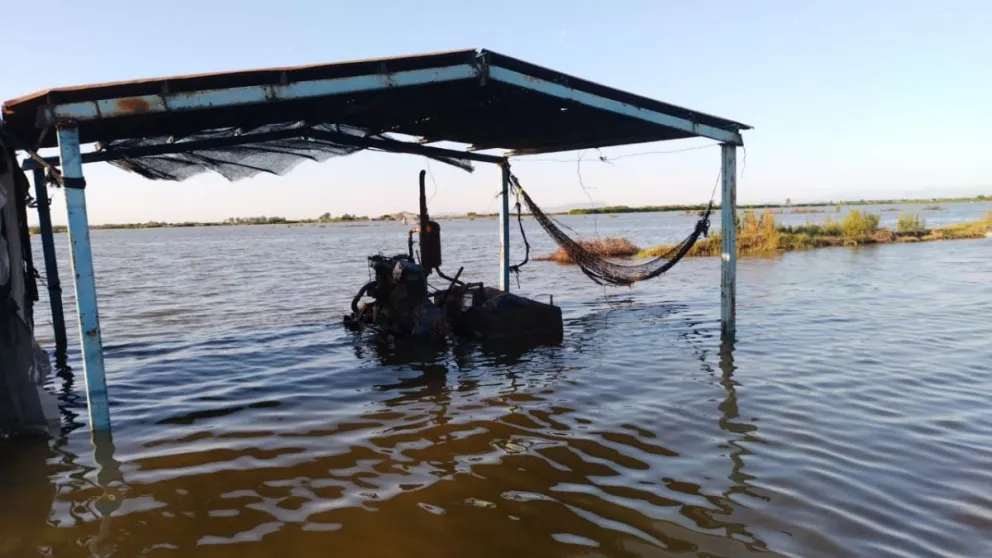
(720, 144, 737, 339)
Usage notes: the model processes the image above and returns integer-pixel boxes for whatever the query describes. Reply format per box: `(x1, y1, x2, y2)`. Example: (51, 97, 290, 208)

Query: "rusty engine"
(344, 171, 562, 345)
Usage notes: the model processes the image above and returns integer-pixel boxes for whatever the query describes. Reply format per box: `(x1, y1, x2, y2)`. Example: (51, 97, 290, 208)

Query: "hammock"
(509, 173, 713, 286)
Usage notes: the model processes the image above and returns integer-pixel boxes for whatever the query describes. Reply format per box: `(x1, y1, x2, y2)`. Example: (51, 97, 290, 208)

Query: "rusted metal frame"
(506, 133, 686, 156)
(22, 127, 307, 170)
(0, 126, 64, 183)
(23, 126, 503, 171)
(720, 143, 737, 339)
(36, 65, 480, 128)
(464, 95, 661, 153)
(487, 66, 744, 146)
(361, 87, 494, 148)
(469, 111, 668, 153)
(306, 129, 504, 164)
(30, 168, 68, 358)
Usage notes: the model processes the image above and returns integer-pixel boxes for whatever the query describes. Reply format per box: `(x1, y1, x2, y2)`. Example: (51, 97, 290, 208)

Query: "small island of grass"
(637, 209, 992, 259)
(536, 237, 641, 264)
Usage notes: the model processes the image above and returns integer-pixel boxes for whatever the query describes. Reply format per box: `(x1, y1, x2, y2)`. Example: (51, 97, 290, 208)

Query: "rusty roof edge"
(2, 48, 482, 112)
(2, 48, 750, 152)
(5, 48, 749, 132)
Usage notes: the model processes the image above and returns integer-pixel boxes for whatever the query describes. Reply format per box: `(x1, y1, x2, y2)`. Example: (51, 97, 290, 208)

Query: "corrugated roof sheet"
(2, 49, 749, 154)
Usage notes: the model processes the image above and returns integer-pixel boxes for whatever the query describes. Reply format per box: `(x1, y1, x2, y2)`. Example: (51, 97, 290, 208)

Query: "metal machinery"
(344, 171, 563, 345)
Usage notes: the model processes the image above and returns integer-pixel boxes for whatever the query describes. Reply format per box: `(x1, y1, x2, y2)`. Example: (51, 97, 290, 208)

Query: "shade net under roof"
(101, 122, 474, 182)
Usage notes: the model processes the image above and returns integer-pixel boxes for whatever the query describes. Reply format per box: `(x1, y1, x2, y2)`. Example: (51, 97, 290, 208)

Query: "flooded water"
(4, 202, 992, 557)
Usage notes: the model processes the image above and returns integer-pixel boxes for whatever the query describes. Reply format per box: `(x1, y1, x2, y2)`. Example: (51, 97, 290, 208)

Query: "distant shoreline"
(564, 195, 990, 215)
(29, 195, 992, 234)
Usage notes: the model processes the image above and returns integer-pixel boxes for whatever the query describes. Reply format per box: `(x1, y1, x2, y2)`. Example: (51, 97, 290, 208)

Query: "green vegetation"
(924, 211, 992, 240)
(568, 204, 709, 215)
(26, 196, 992, 235)
(637, 209, 992, 259)
(29, 221, 225, 234)
(897, 213, 927, 234)
(564, 194, 991, 216)
(224, 216, 289, 225)
(317, 212, 367, 222)
(536, 237, 641, 264)
(28, 209, 510, 234)
(841, 209, 880, 237)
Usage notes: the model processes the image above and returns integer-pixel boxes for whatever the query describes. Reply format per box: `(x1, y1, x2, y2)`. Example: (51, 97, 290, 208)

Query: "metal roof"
(2, 48, 749, 156)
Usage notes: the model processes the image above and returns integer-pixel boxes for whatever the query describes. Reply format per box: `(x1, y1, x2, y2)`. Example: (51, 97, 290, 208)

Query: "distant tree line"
(566, 194, 992, 216)
(27, 194, 992, 234)
(223, 216, 289, 225)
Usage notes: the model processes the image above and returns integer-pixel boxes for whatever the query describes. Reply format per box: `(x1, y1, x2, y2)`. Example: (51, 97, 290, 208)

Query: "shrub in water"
(897, 213, 927, 233)
(841, 210, 880, 238)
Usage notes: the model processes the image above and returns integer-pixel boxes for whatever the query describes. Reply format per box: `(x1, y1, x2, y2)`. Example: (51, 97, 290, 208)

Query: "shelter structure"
(1, 137, 59, 435)
(1, 49, 749, 433)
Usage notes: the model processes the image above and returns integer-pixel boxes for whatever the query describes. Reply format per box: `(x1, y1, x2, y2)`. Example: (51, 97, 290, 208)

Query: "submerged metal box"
(434, 286, 563, 344)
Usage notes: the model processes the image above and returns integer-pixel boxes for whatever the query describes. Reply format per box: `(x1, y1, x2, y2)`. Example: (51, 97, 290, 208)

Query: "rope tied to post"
(507, 188, 531, 289)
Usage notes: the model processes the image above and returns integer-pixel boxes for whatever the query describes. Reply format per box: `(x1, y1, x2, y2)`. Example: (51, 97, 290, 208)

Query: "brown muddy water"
(3, 204, 992, 557)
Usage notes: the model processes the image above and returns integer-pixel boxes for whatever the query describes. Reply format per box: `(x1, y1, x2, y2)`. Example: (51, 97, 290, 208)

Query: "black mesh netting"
(509, 173, 712, 286)
(103, 122, 474, 181)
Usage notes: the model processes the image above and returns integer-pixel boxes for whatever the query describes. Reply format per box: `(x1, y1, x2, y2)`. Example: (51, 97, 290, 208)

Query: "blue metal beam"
(57, 125, 111, 431)
(31, 169, 68, 358)
(499, 163, 511, 291)
(720, 143, 737, 339)
(38, 65, 479, 127)
(488, 66, 744, 146)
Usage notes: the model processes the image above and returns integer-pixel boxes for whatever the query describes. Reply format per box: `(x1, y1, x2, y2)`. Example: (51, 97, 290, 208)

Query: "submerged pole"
(498, 162, 511, 291)
(720, 143, 737, 339)
(31, 168, 68, 358)
(56, 124, 110, 431)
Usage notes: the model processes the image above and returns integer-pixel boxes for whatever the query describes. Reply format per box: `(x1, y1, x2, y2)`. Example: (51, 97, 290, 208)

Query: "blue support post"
(31, 168, 69, 358)
(720, 143, 737, 339)
(57, 124, 110, 431)
(498, 163, 511, 291)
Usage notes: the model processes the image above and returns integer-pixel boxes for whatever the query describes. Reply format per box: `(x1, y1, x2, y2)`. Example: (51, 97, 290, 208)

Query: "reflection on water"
(5, 210, 992, 557)
(6, 337, 778, 557)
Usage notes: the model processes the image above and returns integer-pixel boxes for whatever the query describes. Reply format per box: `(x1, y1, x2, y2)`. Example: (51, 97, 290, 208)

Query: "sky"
(2, 1, 990, 225)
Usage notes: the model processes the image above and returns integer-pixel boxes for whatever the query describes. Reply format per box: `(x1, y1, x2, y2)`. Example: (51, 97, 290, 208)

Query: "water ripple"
(5, 212, 992, 557)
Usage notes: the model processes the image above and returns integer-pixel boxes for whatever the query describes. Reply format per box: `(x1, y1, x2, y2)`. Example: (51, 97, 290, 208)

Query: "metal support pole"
(31, 168, 68, 357)
(498, 163, 511, 291)
(720, 143, 738, 339)
(57, 125, 110, 431)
